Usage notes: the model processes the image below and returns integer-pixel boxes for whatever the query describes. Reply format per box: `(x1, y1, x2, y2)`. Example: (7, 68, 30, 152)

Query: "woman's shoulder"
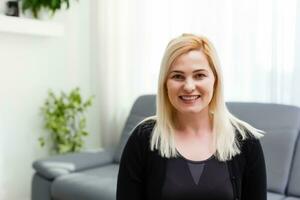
(131, 118, 156, 140)
(237, 130, 264, 156)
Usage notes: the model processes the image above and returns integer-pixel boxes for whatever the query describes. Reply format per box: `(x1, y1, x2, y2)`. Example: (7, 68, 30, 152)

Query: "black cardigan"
(116, 120, 267, 200)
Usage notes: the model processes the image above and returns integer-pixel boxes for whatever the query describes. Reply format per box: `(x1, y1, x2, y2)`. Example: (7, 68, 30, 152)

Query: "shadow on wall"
(0, 120, 5, 199)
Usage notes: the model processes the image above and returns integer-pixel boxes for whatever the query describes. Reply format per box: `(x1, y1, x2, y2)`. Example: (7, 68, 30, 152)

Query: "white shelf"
(0, 15, 64, 37)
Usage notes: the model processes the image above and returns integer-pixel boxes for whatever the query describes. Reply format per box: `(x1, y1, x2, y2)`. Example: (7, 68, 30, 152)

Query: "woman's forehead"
(169, 50, 211, 72)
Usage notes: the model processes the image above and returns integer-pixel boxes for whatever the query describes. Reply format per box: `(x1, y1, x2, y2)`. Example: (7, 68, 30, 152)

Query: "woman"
(116, 33, 267, 200)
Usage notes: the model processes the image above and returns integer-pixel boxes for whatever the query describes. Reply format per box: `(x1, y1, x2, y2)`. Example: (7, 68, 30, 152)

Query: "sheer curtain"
(92, 0, 300, 146)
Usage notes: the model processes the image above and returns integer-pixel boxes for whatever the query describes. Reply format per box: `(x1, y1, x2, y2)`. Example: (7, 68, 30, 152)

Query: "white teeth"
(180, 95, 200, 100)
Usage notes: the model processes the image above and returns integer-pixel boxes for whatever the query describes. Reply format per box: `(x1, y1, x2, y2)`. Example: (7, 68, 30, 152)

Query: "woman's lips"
(179, 95, 201, 103)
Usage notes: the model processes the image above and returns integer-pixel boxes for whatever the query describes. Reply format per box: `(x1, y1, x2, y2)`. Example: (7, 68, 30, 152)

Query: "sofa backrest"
(114, 95, 300, 196)
(226, 102, 300, 194)
(114, 95, 156, 163)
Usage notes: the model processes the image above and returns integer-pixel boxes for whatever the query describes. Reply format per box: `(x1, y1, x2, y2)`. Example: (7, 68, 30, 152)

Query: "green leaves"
(40, 87, 93, 154)
(38, 137, 45, 147)
(21, 0, 76, 19)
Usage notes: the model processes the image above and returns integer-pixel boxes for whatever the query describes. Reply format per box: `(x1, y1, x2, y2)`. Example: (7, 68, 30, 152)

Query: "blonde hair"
(146, 33, 263, 161)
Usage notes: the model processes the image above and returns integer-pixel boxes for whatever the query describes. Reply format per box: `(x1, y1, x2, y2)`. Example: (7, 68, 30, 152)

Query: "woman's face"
(166, 49, 215, 115)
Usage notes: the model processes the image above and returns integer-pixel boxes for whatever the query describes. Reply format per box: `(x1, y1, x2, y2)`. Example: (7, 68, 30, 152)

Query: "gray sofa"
(32, 94, 300, 200)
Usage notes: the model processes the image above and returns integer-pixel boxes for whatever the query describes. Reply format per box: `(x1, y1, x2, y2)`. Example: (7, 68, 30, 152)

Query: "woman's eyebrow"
(169, 69, 207, 74)
(193, 69, 207, 73)
(169, 70, 184, 74)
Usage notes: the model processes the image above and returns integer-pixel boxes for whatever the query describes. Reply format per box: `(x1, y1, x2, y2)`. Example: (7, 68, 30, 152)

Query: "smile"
(179, 95, 201, 101)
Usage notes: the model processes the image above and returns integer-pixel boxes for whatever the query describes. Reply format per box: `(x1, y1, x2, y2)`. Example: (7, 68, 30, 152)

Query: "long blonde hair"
(147, 33, 263, 161)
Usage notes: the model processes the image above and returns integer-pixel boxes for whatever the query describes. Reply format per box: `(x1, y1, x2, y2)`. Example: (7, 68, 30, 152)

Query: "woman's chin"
(177, 107, 206, 115)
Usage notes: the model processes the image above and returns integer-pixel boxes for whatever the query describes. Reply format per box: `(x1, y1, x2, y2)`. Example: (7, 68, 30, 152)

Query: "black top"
(116, 119, 267, 200)
(162, 152, 233, 200)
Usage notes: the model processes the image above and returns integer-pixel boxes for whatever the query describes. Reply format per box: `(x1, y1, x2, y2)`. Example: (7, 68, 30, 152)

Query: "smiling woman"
(117, 33, 267, 200)
(166, 49, 215, 116)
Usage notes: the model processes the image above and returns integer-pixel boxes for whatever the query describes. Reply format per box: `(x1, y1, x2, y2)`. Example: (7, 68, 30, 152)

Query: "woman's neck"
(174, 107, 213, 136)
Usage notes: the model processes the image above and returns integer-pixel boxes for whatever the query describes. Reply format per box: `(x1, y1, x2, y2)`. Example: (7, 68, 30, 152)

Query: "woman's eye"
(195, 74, 206, 79)
(172, 74, 184, 80)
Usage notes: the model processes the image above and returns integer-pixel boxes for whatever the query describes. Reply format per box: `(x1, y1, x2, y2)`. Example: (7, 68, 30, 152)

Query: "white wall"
(0, 1, 102, 200)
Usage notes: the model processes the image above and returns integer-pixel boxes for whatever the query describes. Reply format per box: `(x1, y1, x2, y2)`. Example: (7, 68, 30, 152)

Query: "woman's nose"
(183, 79, 195, 92)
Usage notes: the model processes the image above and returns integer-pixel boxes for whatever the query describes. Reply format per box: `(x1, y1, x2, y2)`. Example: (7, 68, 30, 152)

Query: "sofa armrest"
(33, 148, 115, 180)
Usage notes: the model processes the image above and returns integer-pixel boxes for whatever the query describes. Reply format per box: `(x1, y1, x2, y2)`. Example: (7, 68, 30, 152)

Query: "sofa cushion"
(284, 197, 300, 200)
(114, 95, 156, 163)
(287, 134, 300, 197)
(227, 102, 300, 194)
(52, 164, 119, 200)
(260, 128, 298, 193)
(267, 192, 285, 200)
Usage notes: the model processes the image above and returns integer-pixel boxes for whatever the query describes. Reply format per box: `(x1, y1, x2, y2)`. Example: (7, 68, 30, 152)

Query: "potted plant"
(39, 87, 93, 154)
(21, 0, 76, 19)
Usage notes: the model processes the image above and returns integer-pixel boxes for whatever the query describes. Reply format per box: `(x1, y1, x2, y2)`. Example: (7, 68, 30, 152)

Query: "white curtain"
(93, 0, 300, 146)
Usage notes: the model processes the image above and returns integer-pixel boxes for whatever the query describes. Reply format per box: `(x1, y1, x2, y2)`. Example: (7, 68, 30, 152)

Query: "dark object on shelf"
(5, 0, 19, 17)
